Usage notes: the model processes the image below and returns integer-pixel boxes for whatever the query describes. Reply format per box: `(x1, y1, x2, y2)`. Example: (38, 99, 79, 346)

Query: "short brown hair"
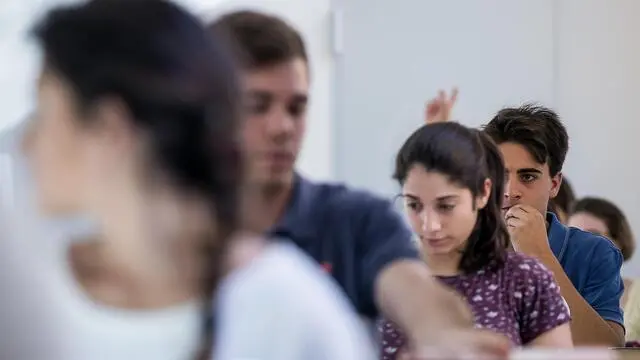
(572, 197, 635, 261)
(209, 10, 307, 69)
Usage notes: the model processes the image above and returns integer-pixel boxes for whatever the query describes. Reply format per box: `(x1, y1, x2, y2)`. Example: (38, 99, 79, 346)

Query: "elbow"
(612, 333, 625, 348)
(607, 321, 626, 347)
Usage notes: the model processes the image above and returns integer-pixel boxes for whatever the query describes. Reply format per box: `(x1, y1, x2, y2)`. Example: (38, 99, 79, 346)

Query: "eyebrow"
(246, 90, 308, 103)
(506, 168, 543, 175)
(246, 90, 271, 99)
(401, 193, 459, 201)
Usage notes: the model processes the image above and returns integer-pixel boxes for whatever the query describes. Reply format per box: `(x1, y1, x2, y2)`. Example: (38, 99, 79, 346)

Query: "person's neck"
(244, 177, 294, 233)
(422, 251, 462, 277)
(88, 187, 200, 308)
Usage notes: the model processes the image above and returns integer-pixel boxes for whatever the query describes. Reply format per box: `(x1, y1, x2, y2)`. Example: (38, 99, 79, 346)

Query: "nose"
(264, 107, 295, 140)
(421, 210, 442, 234)
(504, 175, 522, 202)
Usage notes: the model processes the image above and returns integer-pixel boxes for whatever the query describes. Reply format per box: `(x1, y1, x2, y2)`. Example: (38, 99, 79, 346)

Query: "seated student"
(210, 12, 510, 360)
(547, 178, 576, 224)
(567, 197, 638, 341)
(379, 122, 572, 359)
(425, 92, 625, 346)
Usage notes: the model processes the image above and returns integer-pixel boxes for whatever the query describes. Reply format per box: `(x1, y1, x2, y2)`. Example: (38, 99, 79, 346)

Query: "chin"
(35, 192, 79, 218)
(421, 241, 457, 256)
(262, 169, 294, 187)
(425, 247, 457, 257)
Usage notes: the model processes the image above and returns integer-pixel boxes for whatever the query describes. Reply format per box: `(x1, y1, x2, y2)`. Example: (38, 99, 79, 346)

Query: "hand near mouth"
(504, 205, 551, 258)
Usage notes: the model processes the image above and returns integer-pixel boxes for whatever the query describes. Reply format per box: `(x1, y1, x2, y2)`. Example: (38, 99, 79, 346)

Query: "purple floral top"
(379, 252, 571, 359)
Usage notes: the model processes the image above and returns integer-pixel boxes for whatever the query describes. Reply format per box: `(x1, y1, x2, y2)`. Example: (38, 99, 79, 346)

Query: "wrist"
(409, 291, 473, 344)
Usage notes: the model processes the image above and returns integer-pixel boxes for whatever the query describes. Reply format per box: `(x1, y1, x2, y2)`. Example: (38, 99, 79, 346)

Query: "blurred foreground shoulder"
(213, 242, 375, 360)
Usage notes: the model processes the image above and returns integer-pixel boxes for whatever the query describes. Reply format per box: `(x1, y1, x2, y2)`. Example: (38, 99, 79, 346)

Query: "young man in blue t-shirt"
(483, 105, 624, 346)
(427, 94, 624, 346)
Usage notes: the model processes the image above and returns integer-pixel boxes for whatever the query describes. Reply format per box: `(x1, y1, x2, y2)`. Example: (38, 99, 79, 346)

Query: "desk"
(613, 348, 640, 360)
(511, 348, 615, 359)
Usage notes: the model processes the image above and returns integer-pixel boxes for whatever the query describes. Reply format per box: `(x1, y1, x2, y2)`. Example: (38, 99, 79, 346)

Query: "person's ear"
(476, 178, 492, 209)
(549, 172, 563, 199)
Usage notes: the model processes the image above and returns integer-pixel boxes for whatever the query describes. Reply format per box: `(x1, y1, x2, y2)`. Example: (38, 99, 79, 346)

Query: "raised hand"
(425, 88, 458, 124)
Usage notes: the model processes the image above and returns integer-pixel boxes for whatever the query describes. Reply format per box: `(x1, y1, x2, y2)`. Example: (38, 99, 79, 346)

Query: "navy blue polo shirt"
(547, 212, 625, 326)
(269, 174, 420, 319)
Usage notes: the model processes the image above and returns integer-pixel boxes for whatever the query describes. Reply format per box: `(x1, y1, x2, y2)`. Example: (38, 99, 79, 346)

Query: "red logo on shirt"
(321, 262, 332, 273)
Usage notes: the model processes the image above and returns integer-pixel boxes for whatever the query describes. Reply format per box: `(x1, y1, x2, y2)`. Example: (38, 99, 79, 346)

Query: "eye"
(405, 200, 422, 212)
(520, 173, 537, 183)
(438, 204, 455, 212)
(247, 98, 271, 115)
(287, 100, 307, 118)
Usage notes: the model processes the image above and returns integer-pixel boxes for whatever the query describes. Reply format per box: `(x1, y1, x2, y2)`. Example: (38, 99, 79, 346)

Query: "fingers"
(512, 204, 531, 213)
(505, 213, 524, 228)
(407, 329, 511, 360)
(473, 331, 511, 358)
(504, 206, 520, 219)
(449, 87, 459, 105)
(397, 349, 411, 360)
(425, 88, 458, 124)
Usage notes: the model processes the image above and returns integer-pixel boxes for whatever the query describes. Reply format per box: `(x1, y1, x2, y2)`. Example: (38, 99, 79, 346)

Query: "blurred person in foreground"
(209, 10, 510, 359)
(23, 0, 374, 359)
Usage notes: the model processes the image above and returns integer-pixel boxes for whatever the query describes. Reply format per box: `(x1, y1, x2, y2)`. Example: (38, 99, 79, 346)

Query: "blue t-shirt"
(547, 212, 624, 326)
(269, 174, 420, 319)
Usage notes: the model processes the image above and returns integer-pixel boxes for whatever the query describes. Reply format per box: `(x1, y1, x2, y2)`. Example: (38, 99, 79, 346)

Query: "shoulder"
(219, 242, 353, 311)
(503, 252, 556, 285)
(566, 227, 623, 264)
(303, 177, 397, 218)
(217, 243, 374, 356)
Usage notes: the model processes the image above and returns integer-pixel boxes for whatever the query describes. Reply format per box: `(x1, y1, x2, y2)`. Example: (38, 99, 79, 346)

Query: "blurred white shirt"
(214, 241, 376, 360)
(0, 122, 201, 360)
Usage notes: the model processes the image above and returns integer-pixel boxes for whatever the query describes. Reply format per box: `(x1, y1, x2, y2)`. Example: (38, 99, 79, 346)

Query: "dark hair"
(483, 104, 568, 177)
(548, 177, 576, 216)
(32, 0, 242, 358)
(393, 122, 510, 274)
(572, 197, 635, 261)
(209, 10, 307, 69)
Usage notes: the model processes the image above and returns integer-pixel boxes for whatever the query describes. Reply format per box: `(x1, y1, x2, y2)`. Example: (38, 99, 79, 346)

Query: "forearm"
(538, 253, 623, 346)
(375, 260, 473, 343)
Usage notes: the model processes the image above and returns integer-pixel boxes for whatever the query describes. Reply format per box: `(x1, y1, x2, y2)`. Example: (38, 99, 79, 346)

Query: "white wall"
(334, 0, 640, 276)
(0, 0, 335, 186)
(3, 1, 640, 275)
(333, 0, 555, 194)
(555, 0, 640, 276)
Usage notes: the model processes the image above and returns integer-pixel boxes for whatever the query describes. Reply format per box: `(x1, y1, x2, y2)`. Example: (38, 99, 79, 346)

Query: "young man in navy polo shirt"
(210, 11, 510, 359)
(427, 94, 624, 346)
